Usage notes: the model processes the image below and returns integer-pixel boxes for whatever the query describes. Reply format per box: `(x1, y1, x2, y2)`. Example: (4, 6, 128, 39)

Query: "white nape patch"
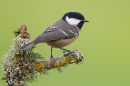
(65, 16, 81, 25)
(59, 29, 69, 36)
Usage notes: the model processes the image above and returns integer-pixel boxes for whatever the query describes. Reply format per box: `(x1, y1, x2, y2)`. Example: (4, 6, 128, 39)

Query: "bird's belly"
(46, 35, 78, 48)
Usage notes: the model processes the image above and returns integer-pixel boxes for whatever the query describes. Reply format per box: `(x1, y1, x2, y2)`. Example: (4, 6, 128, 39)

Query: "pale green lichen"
(1, 25, 84, 86)
(1, 35, 44, 86)
(1, 25, 44, 86)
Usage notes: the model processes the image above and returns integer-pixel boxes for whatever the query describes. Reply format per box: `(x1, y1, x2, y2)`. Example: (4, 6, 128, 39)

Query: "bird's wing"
(34, 26, 79, 44)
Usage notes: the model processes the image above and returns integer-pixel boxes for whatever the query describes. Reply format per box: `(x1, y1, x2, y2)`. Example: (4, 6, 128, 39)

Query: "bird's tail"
(21, 41, 35, 51)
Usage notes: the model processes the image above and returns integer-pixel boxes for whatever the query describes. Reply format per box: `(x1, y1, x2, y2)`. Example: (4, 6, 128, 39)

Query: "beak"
(82, 19, 89, 22)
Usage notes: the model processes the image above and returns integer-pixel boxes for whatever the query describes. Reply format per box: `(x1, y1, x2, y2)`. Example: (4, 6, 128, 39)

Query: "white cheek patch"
(65, 16, 81, 25)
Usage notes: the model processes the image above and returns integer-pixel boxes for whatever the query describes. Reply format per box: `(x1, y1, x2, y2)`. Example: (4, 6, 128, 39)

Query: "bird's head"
(62, 12, 89, 29)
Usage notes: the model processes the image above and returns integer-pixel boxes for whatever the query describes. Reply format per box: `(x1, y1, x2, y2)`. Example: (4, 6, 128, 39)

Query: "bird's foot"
(50, 55, 54, 59)
(60, 48, 77, 57)
(60, 48, 73, 53)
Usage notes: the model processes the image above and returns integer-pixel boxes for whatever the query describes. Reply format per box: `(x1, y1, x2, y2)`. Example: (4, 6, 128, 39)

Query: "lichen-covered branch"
(1, 24, 84, 86)
(34, 50, 83, 72)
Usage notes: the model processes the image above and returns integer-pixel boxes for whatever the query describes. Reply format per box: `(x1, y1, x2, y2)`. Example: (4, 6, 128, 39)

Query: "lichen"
(1, 24, 84, 86)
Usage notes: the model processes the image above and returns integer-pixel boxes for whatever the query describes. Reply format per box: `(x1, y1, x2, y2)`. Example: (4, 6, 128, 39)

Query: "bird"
(21, 12, 89, 59)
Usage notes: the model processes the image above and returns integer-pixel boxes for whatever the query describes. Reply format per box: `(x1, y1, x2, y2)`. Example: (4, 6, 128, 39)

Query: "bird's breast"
(46, 35, 78, 48)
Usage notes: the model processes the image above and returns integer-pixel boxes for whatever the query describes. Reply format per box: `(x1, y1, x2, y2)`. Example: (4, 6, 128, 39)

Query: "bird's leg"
(50, 47, 54, 59)
(60, 48, 76, 58)
(60, 48, 72, 53)
(60, 48, 75, 53)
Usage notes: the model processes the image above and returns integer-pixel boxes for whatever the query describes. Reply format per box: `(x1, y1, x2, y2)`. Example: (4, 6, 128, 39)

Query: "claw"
(50, 55, 54, 59)
(67, 50, 75, 58)
(60, 48, 77, 58)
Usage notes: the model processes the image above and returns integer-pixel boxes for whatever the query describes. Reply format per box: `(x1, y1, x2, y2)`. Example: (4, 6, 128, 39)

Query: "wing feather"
(34, 26, 76, 44)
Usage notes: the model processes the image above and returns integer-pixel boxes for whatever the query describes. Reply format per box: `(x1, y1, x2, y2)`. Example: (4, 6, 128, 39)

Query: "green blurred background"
(0, 0, 130, 86)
